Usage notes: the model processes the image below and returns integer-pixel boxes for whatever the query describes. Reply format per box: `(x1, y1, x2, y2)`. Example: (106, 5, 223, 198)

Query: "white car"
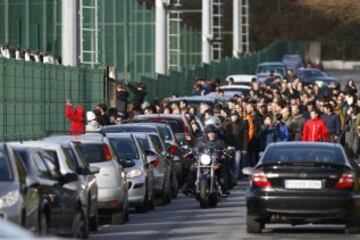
(226, 75, 256, 85)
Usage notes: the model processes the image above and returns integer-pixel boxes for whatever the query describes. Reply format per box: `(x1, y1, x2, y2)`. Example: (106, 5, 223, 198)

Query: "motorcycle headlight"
(0, 190, 20, 209)
(200, 154, 211, 165)
(126, 169, 142, 178)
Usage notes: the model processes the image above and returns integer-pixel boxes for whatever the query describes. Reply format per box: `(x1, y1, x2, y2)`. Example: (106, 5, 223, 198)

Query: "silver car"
(107, 133, 155, 213)
(134, 133, 172, 206)
(46, 134, 129, 225)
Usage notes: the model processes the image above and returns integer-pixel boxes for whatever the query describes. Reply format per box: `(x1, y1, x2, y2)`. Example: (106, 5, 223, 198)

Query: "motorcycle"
(193, 147, 232, 209)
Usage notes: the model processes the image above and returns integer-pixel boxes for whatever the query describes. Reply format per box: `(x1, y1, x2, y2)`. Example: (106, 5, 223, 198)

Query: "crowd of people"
(65, 71, 360, 184)
(0, 44, 61, 64)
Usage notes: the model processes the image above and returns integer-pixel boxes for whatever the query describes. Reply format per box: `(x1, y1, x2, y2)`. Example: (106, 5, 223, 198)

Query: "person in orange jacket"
(302, 110, 330, 142)
(65, 99, 85, 135)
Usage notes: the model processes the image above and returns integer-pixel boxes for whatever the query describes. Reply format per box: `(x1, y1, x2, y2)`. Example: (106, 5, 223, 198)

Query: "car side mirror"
(26, 177, 39, 188)
(144, 150, 157, 156)
(63, 173, 79, 183)
(88, 166, 100, 175)
(119, 159, 136, 168)
(242, 167, 254, 176)
(227, 146, 235, 152)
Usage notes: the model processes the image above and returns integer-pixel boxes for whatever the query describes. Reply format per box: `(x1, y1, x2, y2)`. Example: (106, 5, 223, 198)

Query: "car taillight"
(252, 171, 271, 189)
(335, 173, 354, 189)
(102, 144, 113, 161)
(151, 159, 160, 168)
(169, 145, 178, 154)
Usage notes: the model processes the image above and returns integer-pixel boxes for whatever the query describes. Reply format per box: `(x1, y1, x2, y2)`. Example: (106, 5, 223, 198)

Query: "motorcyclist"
(183, 124, 231, 197)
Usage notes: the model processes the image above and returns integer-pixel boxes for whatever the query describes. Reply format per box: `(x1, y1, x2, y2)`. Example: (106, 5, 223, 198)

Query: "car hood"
(0, 182, 18, 196)
(309, 76, 336, 82)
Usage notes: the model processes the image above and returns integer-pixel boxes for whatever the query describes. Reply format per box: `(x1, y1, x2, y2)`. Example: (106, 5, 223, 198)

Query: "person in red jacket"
(302, 110, 330, 142)
(65, 99, 85, 135)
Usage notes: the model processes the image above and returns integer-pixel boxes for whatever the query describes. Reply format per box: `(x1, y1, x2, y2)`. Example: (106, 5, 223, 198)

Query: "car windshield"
(0, 148, 12, 181)
(150, 135, 165, 153)
(257, 66, 285, 76)
(303, 70, 327, 78)
(263, 147, 345, 165)
(109, 138, 139, 160)
(136, 137, 150, 150)
(159, 127, 173, 141)
(77, 144, 107, 163)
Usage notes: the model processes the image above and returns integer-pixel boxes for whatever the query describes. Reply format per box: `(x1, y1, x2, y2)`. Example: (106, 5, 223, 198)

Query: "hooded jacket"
(302, 117, 330, 142)
(65, 104, 85, 135)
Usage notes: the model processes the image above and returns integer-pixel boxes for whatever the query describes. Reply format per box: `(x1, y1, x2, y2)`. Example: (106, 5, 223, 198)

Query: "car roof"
(257, 62, 285, 66)
(219, 85, 251, 90)
(169, 96, 217, 102)
(226, 74, 256, 82)
(133, 114, 185, 120)
(105, 132, 133, 138)
(268, 141, 340, 149)
(10, 141, 63, 150)
(104, 123, 159, 130)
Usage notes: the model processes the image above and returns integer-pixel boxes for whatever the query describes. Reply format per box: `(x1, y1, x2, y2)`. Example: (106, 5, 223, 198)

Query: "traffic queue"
(1, 55, 360, 238)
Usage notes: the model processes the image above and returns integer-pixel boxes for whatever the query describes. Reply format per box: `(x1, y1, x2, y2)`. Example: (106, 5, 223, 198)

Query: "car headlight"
(315, 81, 324, 87)
(127, 169, 142, 178)
(0, 190, 20, 209)
(200, 154, 211, 165)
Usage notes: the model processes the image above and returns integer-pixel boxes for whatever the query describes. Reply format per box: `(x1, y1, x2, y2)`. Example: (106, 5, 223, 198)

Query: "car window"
(32, 153, 52, 179)
(14, 152, 27, 184)
(150, 135, 165, 153)
(61, 147, 77, 171)
(159, 127, 173, 141)
(109, 138, 139, 160)
(0, 148, 12, 181)
(263, 147, 344, 165)
(42, 152, 62, 179)
(136, 136, 151, 150)
(78, 144, 106, 163)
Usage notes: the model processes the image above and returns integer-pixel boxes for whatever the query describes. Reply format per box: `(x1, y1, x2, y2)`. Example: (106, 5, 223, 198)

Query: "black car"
(12, 145, 88, 238)
(243, 142, 360, 234)
(296, 68, 337, 86)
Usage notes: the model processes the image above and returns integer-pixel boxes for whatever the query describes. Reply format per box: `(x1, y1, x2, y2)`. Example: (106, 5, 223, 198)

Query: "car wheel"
(171, 173, 178, 199)
(73, 207, 89, 239)
(111, 207, 126, 225)
(246, 214, 264, 234)
(148, 190, 155, 210)
(345, 220, 360, 234)
(135, 190, 149, 213)
(89, 212, 98, 231)
(38, 210, 48, 236)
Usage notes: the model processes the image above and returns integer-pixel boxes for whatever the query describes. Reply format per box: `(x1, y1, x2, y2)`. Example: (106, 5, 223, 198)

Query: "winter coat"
(127, 83, 147, 110)
(248, 113, 263, 152)
(222, 119, 249, 151)
(289, 115, 305, 141)
(321, 113, 341, 136)
(261, 124, 276, 148)
(116, 90, 129, 114)
(243, 114, 254, 141)
(302, 117, 330, 142)
(275, 122, 290, 142)
(65, 105, 85, 135)
(344, 115, 359, 157)
(334, 105, 346, 130)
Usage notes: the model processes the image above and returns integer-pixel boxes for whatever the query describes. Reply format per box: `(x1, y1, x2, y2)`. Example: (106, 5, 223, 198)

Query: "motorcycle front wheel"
(199, 179, 209, 209)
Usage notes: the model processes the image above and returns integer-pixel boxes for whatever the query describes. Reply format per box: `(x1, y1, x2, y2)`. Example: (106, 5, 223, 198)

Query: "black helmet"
(204, 124, 218, 134)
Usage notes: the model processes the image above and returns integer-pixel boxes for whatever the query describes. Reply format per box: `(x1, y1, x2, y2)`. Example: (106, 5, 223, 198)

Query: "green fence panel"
(0, 59, 105, 141)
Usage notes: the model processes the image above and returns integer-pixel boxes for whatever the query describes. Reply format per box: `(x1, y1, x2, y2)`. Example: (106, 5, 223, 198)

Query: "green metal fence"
(0, 58, 104, 141)
(141, 41, 308, 101)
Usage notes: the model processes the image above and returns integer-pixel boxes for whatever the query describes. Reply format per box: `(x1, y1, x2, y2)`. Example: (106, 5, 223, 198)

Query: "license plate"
(284, 180, 322, 189)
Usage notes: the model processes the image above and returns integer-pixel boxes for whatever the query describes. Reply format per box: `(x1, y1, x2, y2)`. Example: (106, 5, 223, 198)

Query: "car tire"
(111, 207, 126, 225)
(171, 173, 178, 199)
(135, 190, 149, 213)
(148, 191, 155, 210)
(73, 207, 89, 239)
(89, 212, 98, 231)
(345, 220, 360, 234)
(38, 210, 48, 236)
(246, 215, 263, 234)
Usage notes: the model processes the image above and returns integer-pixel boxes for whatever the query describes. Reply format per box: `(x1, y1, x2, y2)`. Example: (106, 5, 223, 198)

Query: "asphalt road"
(90, 70, 360, 240)
(91, 181, 360, 240)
